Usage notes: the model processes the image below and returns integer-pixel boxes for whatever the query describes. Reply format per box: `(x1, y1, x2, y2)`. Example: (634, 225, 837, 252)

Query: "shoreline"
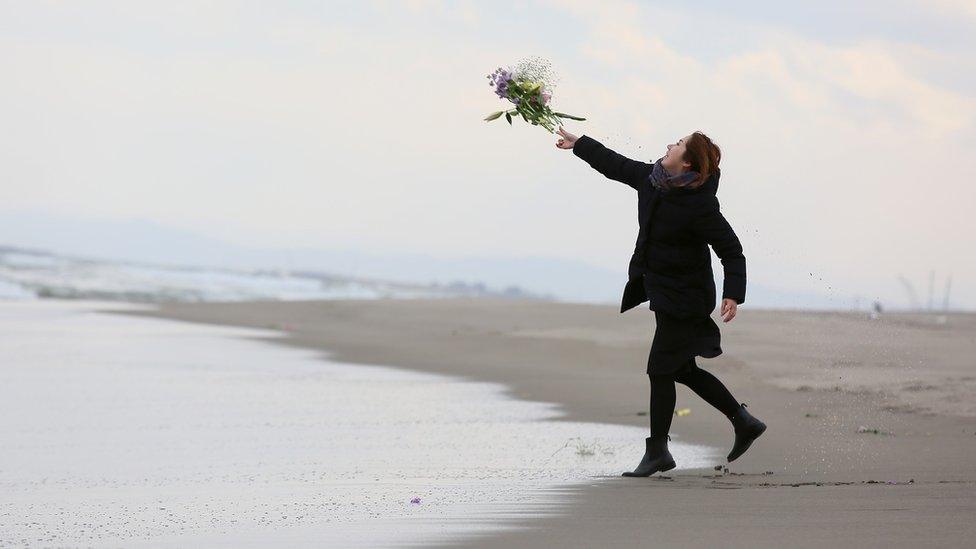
(4, 299, 717, 548)
(111, 297, 976, 547)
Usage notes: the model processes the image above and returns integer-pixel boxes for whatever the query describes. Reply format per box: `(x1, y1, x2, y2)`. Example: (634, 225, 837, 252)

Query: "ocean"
(0, 299, 718, 547)
(0, 248, 541, 303)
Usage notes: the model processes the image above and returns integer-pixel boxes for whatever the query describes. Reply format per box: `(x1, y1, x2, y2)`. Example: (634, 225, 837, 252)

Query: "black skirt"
(647, 309, 723, 375)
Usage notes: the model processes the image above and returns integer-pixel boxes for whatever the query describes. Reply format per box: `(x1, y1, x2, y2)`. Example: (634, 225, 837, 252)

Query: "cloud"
(926, 0, 976, 21)
(543, 0, 976, 306)
(0, 0, 973, 307)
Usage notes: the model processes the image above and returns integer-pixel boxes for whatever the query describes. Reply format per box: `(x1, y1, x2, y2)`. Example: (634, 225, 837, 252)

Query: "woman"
(555, 126, 767, 477)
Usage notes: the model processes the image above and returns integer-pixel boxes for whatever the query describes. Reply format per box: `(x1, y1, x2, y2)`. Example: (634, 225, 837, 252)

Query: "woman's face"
(662, 134, 693, 173)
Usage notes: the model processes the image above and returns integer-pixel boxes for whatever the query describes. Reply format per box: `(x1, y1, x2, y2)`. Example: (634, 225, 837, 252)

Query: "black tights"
(648, 358, 741, 438)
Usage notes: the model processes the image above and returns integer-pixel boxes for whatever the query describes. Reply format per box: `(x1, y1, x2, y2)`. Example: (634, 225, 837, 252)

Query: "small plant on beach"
(543, 437, 615, 463)
(573, 439, 596, 456)
(856, 425, 895, 436)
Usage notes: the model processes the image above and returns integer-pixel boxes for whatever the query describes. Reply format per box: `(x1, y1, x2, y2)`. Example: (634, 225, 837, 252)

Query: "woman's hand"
(555, 126, 578, 149)
(720, 298, 738, 322)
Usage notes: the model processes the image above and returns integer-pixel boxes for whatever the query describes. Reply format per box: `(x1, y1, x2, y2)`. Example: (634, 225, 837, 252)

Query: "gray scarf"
(648, 157, 702, 192)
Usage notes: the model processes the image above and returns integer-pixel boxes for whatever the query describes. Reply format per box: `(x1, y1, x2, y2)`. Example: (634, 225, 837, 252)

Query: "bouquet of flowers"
(483, 57, 585, 133)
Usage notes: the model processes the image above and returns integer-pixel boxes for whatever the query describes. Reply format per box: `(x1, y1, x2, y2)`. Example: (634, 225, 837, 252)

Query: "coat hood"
(702, 167, 720, 195)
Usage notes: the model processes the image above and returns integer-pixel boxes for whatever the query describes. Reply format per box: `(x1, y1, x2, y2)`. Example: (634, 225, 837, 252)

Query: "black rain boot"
(726, 402, 767, 462)
(621, 434, 676, 477)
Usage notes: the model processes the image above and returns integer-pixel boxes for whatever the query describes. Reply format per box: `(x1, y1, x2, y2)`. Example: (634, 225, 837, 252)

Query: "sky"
(1, 0, 975, 309)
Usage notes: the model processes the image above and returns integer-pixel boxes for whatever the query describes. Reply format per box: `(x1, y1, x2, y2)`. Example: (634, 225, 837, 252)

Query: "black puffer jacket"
(572, 134, 746, 317)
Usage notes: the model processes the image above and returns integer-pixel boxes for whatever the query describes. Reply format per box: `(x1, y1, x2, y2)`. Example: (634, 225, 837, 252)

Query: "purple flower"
(488, 67, 514, 99)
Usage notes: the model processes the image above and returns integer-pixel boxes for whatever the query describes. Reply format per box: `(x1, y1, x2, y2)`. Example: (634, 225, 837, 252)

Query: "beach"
(2, 299, 729, 547)
(5, 1, 973, 547)
(108, 297, 976, 548)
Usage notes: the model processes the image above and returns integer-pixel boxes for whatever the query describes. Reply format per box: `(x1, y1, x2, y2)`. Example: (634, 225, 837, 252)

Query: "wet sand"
(4, 300, 724, 547)
(118, 298, 976, 548)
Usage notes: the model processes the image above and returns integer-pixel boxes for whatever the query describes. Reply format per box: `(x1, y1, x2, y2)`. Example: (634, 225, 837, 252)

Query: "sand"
(115, 298, 976, 548)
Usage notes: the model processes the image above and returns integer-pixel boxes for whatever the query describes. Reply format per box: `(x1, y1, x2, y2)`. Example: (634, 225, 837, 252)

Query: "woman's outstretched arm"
(556, 127, 651, 191)
(691, 200, 747, 307)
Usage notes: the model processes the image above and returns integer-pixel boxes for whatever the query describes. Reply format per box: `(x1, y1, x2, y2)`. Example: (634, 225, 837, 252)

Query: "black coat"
(572, 134, 746, 317)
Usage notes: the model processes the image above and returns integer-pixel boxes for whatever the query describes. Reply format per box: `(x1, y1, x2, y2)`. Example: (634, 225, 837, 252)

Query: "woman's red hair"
(681, 131, 721, 189)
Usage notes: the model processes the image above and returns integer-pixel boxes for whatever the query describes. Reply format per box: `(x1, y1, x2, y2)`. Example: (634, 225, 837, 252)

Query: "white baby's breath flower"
(512, 56, 560, 92)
